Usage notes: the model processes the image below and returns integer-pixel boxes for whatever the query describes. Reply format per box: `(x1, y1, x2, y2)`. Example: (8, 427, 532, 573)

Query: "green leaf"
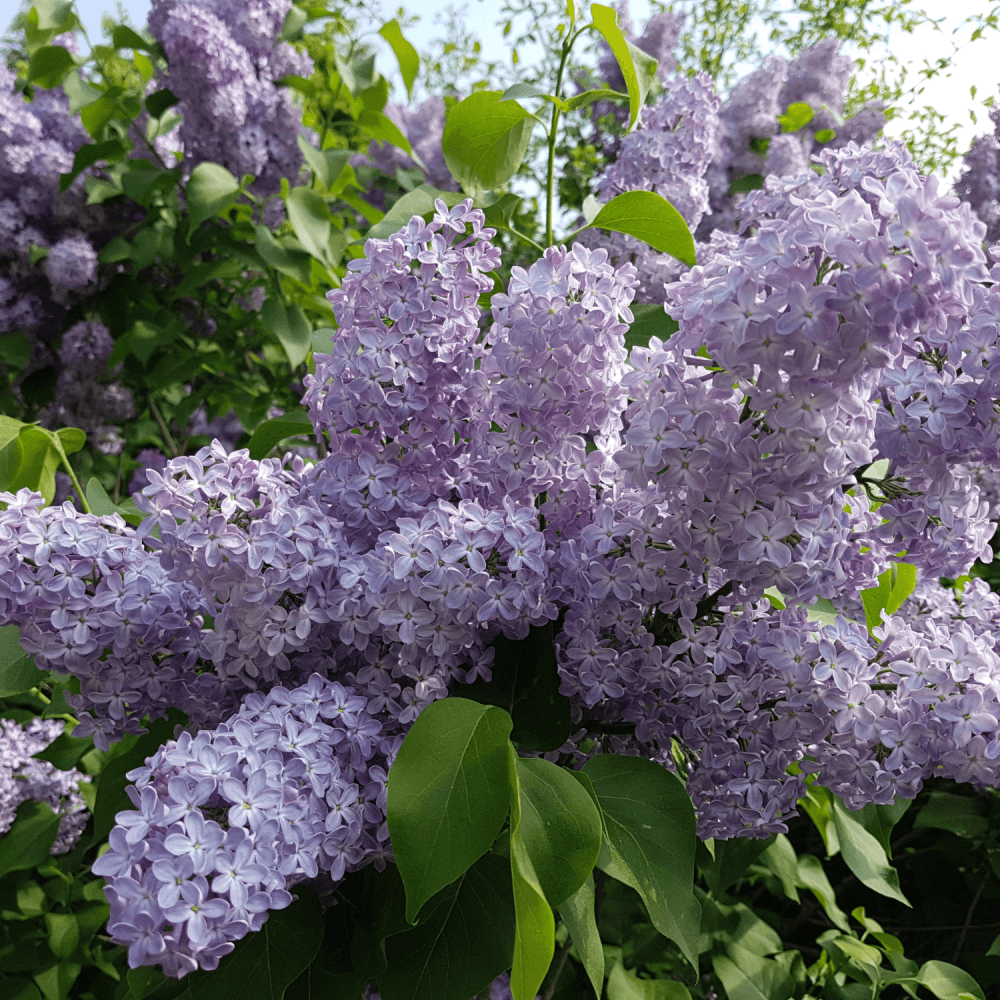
(796, 854, 850, 930)
(854, 798, 911, 855)
(187, 887, 323, 1000)
(59, 139, 128, 193)
(254, 225, 313, 284)
(700, 835, 775, 895)
(145, 88, 179, 118)
(830, 795, 909, 905)
(0, 624, 46, 696)
(285, 186, 334, 265)
(587, 191, 696, 266)
(500, 83, 563, 106)
(815, 128, 837, 143)
(757, 835, 800, 902)
(246, 411, 314, 460)
(916, 963, 986, 1000)
(261, 299, 312, 368)
(278, 4, 307, 42)
(376, 854, 516, 1000)
(27, 45, 75, 88)
(861, 562, 916, 634)
(590, 4, 658, 130)
(85, 477, 144, 526)
(512, 757, 601, 906)
(727, 173, 765, 196)
(90, 711, 187, 846)
(914, 791, 987, 840)
(607, 961, 691, 1000)
(442, 91, 537, 192)
(56, 426, 85, 456)
(558, 876, 605, 999)
(32, 732, 93, 771)
(186, 163, 242, 239)
(112, 24, 156, 52)
(626, 303, 679, 353)
(358, 110, 413, 156)
(582, 755, 700, 969)
(379, 20, 419, 99)
(461, 622, 572, 752)
(778, 102, 814, 133)
(712, 948, 796, 1000)
(296, 136, 351, 190)
(509, 747, 555, 1000)
(563, 87, 629, 112)
(45, 912, 79, 959)
(7, 425, 61, 503)
(0, 801, 61, 879)
(386, 697, 513, 922)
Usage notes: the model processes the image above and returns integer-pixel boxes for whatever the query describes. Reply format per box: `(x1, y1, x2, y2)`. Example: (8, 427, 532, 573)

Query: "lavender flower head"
(1, 716, 90, 854)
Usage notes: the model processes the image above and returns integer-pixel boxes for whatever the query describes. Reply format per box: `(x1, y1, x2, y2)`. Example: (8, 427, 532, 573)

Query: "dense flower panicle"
(956, 102, 1000, 243)
(148, 0, 314, 197)
(583, 72, 721, 300)
(42, 320, 136, 456)
(98, 673, 391, 976)
(0, 717, 89, 853)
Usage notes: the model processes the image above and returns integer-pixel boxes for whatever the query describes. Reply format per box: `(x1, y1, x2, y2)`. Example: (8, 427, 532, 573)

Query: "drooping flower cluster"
(0, 716, 89, 854)
(97, 673, 392, 976)
(41, 320, 136, 456)
(147, 0, 315, 198)
(955, 98, 1000, 243)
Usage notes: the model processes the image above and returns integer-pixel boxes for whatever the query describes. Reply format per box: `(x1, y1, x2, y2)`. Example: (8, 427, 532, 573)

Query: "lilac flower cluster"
(41, 320, 136, 457)
(0, 58, 127, 352)
(0, 716, 89, 854)
(96, 673, 391, 976)
(147, 0, 314, 199)
(955, 101, 1000, 243)
(583, 71, 721, 301)
(356, 97, 457, 194)
(1, 180, 991, 972)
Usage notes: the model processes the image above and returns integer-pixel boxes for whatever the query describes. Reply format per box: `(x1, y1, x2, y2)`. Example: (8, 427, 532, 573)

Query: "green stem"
(545, 36, 573, 247)
(148, 395, 179, 456)
(52, 439, 92, 515)
(542, 941, 572, 1000)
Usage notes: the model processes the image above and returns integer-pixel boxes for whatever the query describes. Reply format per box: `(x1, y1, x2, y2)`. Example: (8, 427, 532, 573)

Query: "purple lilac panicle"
(0, 717, 89, 854)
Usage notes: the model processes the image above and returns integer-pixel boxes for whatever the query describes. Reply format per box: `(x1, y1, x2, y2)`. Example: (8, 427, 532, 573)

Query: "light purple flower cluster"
(0, 59, 127, 351)
(147, 0, 314, 198)
(0, 716, 89, 853)
(356, 97, 457, 194)
(955, 100, 1000, 244)
(96, 672, 391, 976)
(41, 320, 136, 456)
(583, 71, 721, 301)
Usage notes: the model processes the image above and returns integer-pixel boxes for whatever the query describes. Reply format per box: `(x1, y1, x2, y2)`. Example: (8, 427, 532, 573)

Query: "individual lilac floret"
(97, 673, 390, 978)
(0, 717, 90, 854)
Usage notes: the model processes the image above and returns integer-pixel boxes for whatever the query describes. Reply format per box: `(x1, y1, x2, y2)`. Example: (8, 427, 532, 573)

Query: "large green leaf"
(285, 186, 336, 267)
(861, 563, 917, 634)
(625, 304, 679, 354)
(442, 91, 536, 192)
(512, 756, 601, 906)
(261, 299, 312, 369)
(586, 191, 696, 266)
(85, 477, 144, 527)
(187, 888, 323, 1000)
(362, 185, 466, 243)
(247, 411, 314, 460)
(582, 755, 700, 968)
(829, 795, 909, 905)
(0, 625, 46, 696)
(0, 801, 62, 879)
(296, 136, 351, 191)
(914, 791, 987, 840)
(558, 876, 605, 999)
(916, 961, 986, 1000)
(379, 20, 419, 99)
(376, 854, 516, 1000)
(509, 747, 555, 1000)
(27, 44, 75, 88)
(8, 425, 62, 504)
(590, 4, 658, 130)
(387, 697, 513, 922)
(254, 225, 313, 283)
(462, 623, 572, 752)
(854, 797, 912, 855)
(185, 163, 241, 239)
(711, 948, 796, 1000)
(700, 835, 775, 896)
(607, 961, 691, 1000)
(795, 854, 850, 931)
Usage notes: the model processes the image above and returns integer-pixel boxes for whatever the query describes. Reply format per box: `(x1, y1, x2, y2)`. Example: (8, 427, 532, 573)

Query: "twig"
(542, 941, 572, 1000)
(148, 395, 179, 456)
(953, 873, 990, 961)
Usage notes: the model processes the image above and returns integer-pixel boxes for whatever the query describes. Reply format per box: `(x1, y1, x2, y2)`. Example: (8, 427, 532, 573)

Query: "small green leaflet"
(378, 21, 419, 99)
(778, 102, 813, 133)
(860, 562, 917, 634)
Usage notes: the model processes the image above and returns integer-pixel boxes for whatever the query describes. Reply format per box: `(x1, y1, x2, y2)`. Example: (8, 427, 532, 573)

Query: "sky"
(70, 0, 996, 179)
